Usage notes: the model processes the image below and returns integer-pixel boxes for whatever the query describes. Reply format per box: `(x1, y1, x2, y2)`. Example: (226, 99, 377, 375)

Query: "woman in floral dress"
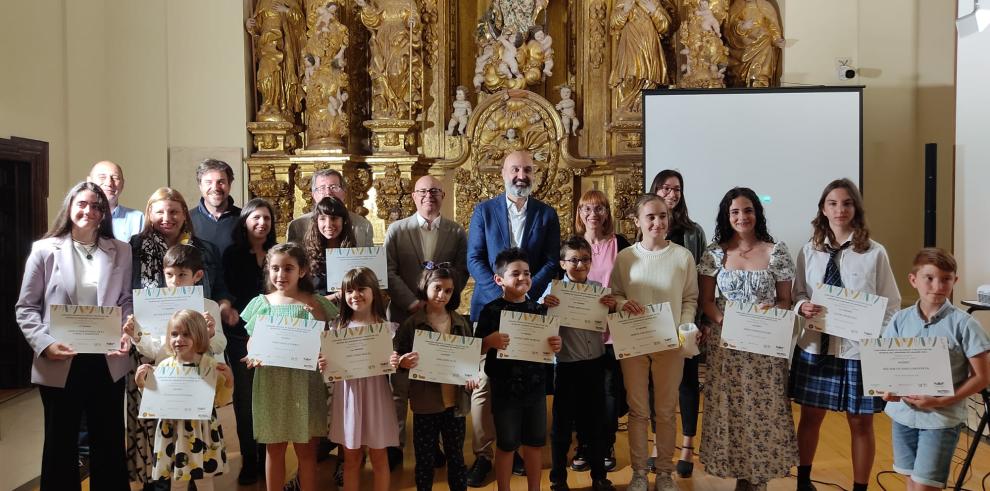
(698, 187, 798, 491)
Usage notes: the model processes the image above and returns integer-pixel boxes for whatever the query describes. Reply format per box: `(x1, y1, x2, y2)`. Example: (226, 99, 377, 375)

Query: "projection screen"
(642, 87, 863, 258)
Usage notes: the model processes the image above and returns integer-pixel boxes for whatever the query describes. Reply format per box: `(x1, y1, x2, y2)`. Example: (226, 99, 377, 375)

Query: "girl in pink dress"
(326, 267, 399, 491)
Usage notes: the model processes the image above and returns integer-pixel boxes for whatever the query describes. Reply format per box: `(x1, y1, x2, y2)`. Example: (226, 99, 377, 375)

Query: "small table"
(955, 300, 990, 491)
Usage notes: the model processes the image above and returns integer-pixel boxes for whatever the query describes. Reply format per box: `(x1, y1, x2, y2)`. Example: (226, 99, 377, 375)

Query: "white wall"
(0, 390, 44, 490)
(955, 17, 990, 322)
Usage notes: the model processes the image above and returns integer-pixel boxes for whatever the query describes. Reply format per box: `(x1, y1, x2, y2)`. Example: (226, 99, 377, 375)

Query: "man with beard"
(190, 159, 241, 255)
(383, 175, 469, 470)
(464, 149, 561, 485)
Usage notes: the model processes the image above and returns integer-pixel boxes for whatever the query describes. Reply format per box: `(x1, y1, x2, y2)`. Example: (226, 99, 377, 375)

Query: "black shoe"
(387, 446, 403, 471)
(434, 447, 446, 468)
(797, 481, 818, 491)
(512, 452, 526, 476)
(646, 456, 657, 474)
(316, 437, 335, 463)
(334, 458, 344, 487)
(676, 459, 694, 478)
(238, 464, 259, 486)
(466, 457, 492, 487)
(604, 446, 617, 472)
(550, 481, 571, 491)
(570, 448, 589, 472)
(592, 478, 616, 491)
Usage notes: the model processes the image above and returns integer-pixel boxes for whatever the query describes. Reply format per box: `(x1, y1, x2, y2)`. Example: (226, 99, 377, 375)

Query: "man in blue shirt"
(190, 158, 241, 256)
(88, 160, 143, 241)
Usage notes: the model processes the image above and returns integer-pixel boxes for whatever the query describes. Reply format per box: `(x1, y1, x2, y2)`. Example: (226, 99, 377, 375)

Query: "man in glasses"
(286, 168, 374, 245)
(383, 175, 468, 470)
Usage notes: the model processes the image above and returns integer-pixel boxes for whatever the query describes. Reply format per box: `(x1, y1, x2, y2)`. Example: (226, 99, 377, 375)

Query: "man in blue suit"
(464, 149, 560, 485)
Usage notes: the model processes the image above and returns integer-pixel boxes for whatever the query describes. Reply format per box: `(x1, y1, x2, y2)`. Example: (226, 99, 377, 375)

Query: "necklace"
(73, 239, 98, 260)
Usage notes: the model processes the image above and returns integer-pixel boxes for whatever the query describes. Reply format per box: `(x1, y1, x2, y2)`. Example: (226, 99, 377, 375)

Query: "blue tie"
(819, 242, 849, 355)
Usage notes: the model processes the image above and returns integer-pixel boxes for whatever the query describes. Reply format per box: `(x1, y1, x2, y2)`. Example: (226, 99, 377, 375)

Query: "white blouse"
(71, 240, 102, 306)
(792, 237, 901, 360)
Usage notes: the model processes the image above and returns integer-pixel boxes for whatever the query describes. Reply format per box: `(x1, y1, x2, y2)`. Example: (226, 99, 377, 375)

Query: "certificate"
(133, 286, 205, 337)
(49, 305, 122, 354)
(321, 323, 396, 381)
(410, 330, 481, 385)
(547, 280, 610, 332)
(139, 362, 217, 420)
(721, 301, 795, 359)
(496, 312, 559, 364)
(807, 283, 888, 340)
(608, 303, 679, 359)
(247, 315, 323, 370)
(860, 337, 955, 397)
(326, 247, 388, 290)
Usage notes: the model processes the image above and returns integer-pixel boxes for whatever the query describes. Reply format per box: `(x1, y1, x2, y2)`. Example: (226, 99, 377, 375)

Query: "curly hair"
(303, 197, 356, 275)
(711, 187, 775, 245)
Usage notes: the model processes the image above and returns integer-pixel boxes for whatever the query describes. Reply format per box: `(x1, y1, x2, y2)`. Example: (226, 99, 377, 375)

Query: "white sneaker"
(655, 472, 680, 491)
(628, 470, 650, 491)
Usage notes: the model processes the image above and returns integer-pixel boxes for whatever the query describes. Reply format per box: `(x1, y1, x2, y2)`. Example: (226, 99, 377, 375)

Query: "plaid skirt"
(788, 347, 885, 414)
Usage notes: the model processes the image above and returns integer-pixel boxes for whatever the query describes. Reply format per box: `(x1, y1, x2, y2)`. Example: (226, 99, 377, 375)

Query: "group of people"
(15, 150, 990, 491)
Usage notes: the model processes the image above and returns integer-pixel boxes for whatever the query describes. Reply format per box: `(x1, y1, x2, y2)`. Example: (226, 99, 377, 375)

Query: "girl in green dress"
(241, 243, 338, 491)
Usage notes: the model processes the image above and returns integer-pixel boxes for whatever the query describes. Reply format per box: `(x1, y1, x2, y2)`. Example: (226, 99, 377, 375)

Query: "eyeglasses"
(422, 261, 453, 270)
(561, 257, 593, 266)
(658, 185, 682, 194)
(580, 205, 607, 214)
(315, 184, 344, 193)
(413, 188, 443, 197)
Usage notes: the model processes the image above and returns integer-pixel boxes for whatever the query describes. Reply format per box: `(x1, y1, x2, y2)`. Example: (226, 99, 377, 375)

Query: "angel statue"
(608, 0, 673, 113)
(446, 86, 473, 136)
(677, 0, 729, 88)
(556, 85, 579, 136)
(246, 0, 307, 122)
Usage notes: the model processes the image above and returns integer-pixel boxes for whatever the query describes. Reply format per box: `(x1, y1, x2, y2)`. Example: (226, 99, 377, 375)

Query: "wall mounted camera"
(836, 59, 856, 81)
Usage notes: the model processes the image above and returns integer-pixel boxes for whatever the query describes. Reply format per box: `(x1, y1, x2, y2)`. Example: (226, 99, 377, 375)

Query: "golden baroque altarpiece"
(244, 0, 784, 241)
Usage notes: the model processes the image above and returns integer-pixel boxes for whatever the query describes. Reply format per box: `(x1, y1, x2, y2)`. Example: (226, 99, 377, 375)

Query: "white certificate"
(807, 283, 889, 340)
(608, 303, 680, 359)
(139, 362, 217, 420)
(247, 315, 323, 370)
(496, 312, 559, 364)
(860, 337, 955, 397)
(721, 301, 795, 359)
(49, 305, 122, 354)
(133, 286, 205, 337)
(321, 323, 396, 381)
(547, 280, 610, 332)
(325, 247, 388, 290)
(410, 330, 481, 385)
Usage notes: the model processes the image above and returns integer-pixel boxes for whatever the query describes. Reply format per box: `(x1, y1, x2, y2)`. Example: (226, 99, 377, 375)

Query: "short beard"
(504, 180, 532, 199)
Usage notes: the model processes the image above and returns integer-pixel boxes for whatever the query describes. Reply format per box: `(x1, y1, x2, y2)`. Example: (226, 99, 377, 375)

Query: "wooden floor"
(66, 396, 990, 491)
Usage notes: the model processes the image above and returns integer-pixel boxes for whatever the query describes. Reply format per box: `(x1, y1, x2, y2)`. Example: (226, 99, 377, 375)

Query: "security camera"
(836, 59, 856, 80)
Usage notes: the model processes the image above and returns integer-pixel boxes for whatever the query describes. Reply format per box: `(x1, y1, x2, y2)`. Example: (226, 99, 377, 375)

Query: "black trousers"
(551, 356, 607, 483)
(226, 332, 260, 471)
(413, 408, 467, 491)
(678, 354, 701, 437)
(38, 354, 128, 491)
(603, 345, 627, 446)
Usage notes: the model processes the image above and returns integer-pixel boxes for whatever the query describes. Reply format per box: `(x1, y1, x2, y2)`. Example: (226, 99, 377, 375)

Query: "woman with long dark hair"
(222, 197, 278, 485)
(16, 181, 132, 490)
(649, 170, 706, 477)
(697, 187, 797, 491)
(303, 196, 356, 297)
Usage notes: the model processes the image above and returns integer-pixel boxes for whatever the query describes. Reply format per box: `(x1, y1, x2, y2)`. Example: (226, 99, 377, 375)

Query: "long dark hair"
(649, 169, 695, 232)
(44, 181, 114, 240)
(810, 178, 871, 253)
(712, 187, 775, 245)
(263, 243, 315, 294)
(303, 197, 356, 275)
(232, 198, 277, 250)
(333, 267, 388, 328)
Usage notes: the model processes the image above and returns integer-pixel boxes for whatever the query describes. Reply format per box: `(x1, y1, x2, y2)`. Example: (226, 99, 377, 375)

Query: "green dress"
(242, 294, 338, 443)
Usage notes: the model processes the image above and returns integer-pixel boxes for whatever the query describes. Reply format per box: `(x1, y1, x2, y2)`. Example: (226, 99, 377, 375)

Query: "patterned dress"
(698, 241, 798, 487)
(152, 355, 232, 482)
(242, 295, 338, 443)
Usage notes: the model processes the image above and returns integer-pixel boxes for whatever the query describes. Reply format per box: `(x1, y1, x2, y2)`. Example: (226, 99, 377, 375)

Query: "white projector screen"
(643, 87, 862, 258)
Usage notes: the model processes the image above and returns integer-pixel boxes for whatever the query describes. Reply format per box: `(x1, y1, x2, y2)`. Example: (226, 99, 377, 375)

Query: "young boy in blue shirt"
(541, 236, 617, 491)
(882, 248, 990, 490)
(475, 247, 562, 491)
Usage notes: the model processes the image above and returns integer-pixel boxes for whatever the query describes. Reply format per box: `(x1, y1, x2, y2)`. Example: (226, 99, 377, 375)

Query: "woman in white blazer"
(15, 181, 133, 491)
